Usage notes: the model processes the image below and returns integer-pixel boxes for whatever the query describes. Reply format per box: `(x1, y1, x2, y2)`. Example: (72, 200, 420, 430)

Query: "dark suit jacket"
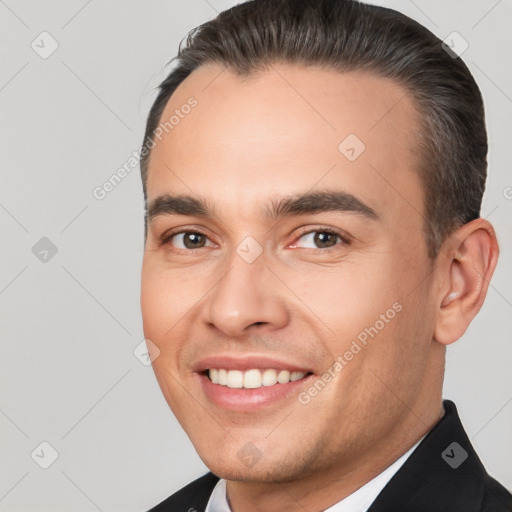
(147, 400, 512, 511)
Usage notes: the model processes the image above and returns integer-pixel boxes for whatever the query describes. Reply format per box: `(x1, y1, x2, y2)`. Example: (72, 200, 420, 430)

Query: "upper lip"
(192, 354, 313, 373)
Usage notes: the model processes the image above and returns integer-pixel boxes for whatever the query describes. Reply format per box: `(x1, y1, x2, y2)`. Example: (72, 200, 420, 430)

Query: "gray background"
(0, 1, 510, 510)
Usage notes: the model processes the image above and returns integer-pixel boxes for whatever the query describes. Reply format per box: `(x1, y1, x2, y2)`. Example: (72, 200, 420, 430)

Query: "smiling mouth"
(204, 368, 314, 389)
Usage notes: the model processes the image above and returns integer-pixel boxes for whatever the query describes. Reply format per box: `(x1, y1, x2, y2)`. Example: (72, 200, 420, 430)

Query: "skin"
(140, 63, 499, 511)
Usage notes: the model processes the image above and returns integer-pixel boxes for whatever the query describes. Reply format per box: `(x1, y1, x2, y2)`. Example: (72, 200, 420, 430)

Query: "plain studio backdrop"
(0, 1, 511, 511)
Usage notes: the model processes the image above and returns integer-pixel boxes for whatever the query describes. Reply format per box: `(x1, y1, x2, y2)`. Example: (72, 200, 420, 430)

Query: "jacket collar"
(367, 400, 487, 511)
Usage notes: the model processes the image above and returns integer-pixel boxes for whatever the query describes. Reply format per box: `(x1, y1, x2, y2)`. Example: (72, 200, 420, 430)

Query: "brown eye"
(168, 232, 212, 249)
(313, 232, 338, 248)
(294, 230, 343, 249)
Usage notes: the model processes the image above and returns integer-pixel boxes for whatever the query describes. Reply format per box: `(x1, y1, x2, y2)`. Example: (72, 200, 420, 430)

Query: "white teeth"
(226, 370, 243, 388)
(243, 369, 262, 388)
(207, 368, 307, 388)
(262, 369, 277, 386)
(277, 370, 291, 383)
(218, 369, 228, 385)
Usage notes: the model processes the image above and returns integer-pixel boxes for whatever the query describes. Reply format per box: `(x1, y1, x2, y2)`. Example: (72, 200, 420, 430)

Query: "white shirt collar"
(205, 437, 423, 512)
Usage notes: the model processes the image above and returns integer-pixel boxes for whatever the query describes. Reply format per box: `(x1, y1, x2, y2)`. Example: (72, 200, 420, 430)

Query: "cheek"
(286, 254, 429, 390)
(140, 259, 203, 340)
(287, 260, 401, 344)
(140, 268, 170, 340)
(140, 262, 203, 416)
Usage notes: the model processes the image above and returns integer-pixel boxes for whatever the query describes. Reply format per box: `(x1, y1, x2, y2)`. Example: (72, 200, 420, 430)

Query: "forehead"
(146, 63, 424, 224)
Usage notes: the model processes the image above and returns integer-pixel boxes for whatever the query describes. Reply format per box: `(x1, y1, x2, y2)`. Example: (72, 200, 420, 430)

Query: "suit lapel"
(367, 400, 486, 511)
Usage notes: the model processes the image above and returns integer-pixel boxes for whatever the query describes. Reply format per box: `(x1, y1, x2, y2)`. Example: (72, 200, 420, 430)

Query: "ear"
(434, 219, 499, 345)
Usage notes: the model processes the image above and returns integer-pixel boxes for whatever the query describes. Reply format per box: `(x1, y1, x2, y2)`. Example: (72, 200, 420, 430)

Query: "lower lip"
(198, 372, 314, 411)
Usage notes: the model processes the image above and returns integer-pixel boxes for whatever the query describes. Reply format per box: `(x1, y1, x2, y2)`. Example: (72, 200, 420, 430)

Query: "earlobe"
(434, 219, 499, 346)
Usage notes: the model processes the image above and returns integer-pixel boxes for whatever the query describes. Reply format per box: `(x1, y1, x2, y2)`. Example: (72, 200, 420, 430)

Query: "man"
(139, 0, 511, 510)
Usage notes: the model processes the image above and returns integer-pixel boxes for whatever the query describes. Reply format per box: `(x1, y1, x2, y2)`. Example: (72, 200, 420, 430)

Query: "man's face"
(141, 63, 441, 481)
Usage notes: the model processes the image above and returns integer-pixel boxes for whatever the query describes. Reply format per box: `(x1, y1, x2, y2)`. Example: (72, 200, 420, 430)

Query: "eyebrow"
(264, 191, 378, 221)
(146, 190, 379, 223)
(147, 195, 213, 222)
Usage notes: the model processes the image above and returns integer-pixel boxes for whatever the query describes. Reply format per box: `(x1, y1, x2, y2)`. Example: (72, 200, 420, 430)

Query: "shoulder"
(481, 474, 512, 512)
(146, 472, 220, 512)
(369, 400, 512, 511)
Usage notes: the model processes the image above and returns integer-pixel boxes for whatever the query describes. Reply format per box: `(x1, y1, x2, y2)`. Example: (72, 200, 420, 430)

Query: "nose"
(204, 251, 290, 337)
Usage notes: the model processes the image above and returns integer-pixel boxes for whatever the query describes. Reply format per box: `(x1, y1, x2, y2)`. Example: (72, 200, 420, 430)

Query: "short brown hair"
(141, 0, 487, 258)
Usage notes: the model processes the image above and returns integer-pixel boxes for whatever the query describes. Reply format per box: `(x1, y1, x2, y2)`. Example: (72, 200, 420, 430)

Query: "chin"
(197, 446, 320, 484)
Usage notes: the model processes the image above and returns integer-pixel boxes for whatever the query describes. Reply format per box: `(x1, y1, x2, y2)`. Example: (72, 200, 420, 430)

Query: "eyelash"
(160, 229, 210, 250)
(292, 226, 351, 250)
(160, 226, 351, 253)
